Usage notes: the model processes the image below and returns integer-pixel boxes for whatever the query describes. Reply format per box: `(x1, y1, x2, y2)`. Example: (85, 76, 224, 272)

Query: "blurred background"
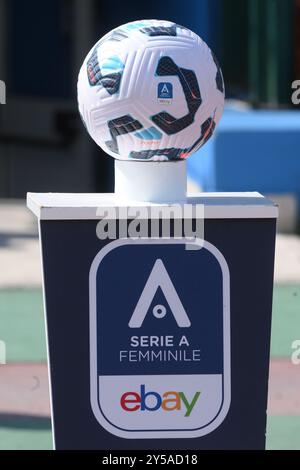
(0, 0, 300, 449)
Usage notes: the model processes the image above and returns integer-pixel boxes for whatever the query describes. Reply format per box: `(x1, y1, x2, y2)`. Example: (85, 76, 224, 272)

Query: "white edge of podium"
(27, 191, 279, 220)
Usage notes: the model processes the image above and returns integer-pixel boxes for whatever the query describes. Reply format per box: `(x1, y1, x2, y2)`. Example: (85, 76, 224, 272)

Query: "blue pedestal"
(27, 192, 277, 449)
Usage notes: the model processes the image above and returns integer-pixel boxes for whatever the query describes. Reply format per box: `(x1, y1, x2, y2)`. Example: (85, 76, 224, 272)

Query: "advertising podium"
(27, 191, 277, 450)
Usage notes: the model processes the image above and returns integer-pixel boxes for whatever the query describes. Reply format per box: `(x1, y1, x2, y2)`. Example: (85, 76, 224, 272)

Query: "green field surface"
(0, 285, 299, 362)
(0, 416, 299, 450)
(0, 289, 46, 362)
(266, 416, 300, 450)
(0, 428, 52, 450)
(0, 285, 299, 449)
(270, 284, 300, 358)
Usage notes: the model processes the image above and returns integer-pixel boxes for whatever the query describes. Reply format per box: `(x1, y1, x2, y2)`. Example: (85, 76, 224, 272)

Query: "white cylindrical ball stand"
(114, 160, 187, 203)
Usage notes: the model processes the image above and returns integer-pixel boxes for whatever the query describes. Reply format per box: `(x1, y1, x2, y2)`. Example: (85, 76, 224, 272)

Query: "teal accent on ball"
(124, 21, 149, 30)
(134, 126, 163, 140)
(100, 56, 124, 74)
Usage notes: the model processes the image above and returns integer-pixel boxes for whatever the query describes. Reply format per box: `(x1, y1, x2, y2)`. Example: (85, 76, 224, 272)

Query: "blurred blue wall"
(188, 109, 300, 213)
(99, 0, 222, 56)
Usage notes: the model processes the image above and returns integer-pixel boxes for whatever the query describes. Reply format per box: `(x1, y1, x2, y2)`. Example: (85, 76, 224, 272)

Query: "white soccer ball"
(77, 19, 224, 161)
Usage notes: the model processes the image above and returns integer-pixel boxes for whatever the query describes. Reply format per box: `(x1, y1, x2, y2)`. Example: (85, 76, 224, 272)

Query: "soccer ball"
(77, 19, 224, 161)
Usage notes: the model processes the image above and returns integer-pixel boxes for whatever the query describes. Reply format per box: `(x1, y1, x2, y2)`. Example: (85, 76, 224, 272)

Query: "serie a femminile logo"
(89, 238, 231, 439)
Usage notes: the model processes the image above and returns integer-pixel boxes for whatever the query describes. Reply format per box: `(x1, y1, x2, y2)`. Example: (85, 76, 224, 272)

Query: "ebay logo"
(120, 384, 201, 417)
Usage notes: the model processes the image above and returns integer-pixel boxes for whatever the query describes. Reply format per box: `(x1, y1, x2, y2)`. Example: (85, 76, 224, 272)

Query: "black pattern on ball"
(130, 148, 183, 160)
(199, 117, 216, 147)
(87, 45, 123, 95)
(211, 52, 224, 93)
(140, 25, 177, 36)
(130, 116, 216, 160)
(105, 115, 143, 154)
(151, 57, 202, 135)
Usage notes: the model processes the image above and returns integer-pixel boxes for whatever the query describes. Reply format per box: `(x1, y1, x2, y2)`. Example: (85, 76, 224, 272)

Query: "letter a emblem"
(129, 258, 191, 328)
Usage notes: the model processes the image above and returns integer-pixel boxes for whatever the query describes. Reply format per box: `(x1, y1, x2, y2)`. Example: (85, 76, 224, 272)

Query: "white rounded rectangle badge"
(89, 238, 231, 439)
